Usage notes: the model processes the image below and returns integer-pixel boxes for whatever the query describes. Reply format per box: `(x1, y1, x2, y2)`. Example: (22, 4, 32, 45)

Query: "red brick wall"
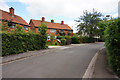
(2, 21, 30, 32)
(46, 29, 58, 36)
(47, 29, 73, 36)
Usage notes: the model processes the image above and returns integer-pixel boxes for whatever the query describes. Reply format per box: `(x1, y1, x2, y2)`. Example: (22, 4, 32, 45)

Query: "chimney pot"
(42, 17, 45, 22)
(9, 7, 14, 16)
(51, 20, 54, 23)
(61, 21, 64, 25)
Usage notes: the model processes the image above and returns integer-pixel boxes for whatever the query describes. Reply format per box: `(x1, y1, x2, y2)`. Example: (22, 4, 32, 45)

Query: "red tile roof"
(30, 19, 73, 30)
(0, 9, 29, 26)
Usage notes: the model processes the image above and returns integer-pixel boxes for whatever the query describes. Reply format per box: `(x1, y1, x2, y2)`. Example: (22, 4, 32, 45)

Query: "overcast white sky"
(0, 0, 119, 33)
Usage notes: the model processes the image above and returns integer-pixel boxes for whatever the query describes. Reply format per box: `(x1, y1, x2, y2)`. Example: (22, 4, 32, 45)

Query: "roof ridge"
(1, 9, 29, 26)
(30, 19, 68, 25)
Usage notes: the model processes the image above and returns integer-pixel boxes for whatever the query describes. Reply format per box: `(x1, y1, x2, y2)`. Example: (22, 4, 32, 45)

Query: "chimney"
(61, 21, 64, 25)
(9, 7, 14, 16)
(42, 17, 45, 22)
(51, 20, 54, 23)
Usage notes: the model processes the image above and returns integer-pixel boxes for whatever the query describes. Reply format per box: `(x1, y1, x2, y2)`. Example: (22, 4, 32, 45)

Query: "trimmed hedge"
(82, 36, 95, 43)
(2, 32, 48, 56)
(71, 36, 80, 44)
(71, 36, 95, 44)
(105, 18, 120, 77)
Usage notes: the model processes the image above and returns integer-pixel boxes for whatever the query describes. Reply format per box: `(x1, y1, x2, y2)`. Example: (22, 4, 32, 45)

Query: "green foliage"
(76, 9, 102, 38)
(71, 36, 80, 44)
(65, 36, 72, 45)
(82, 36, 95, 43)
(14, 24, 26, 33)
(59, 32, 65, 36)
(65, 36, 71, 40)
(63, 32, 66, 36)
(104, 18, 120, 77)
(60, 39, 66, 46)
(50, 34, 55, 41)
(98, 19, 108, 41)
(38, 23, 48, 35)
(56, 36, 65, 40)
(2, 24, 48, 56)
(67, 32, 71, 36)
(2, 32, 48, 56)
(2, 22, 10, 31)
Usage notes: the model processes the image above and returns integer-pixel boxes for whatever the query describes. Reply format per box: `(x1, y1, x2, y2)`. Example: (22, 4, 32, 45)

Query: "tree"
(76, 9, 102, 38)
(38, 23, 48, 35)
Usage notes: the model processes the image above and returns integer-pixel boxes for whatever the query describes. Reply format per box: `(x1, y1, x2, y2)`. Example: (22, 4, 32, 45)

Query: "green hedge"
(2, 32, 48, 56)
(82, 36, 95, 43)
(105, 18, 120, 77)
(71, 36, 80, 44)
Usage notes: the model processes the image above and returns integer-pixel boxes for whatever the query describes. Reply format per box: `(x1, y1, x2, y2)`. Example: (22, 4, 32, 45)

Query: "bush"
(82, 36, 95, 43)
(2, 23, 48, 56)
(2, 32, 48, 56)
(56, 36, 65, 40)
(104, 18, 120, 77)
(65, 36, 72, 45)
(71, 36, 80, 44)
(60, 39, 66, 46)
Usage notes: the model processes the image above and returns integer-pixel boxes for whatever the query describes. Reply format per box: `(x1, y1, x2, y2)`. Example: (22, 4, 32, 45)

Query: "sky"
(0, 0, 119, 33)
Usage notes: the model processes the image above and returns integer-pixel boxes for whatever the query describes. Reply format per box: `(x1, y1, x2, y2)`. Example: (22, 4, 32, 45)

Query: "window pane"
(61, 29, 64, 32)
(38, 28, 40, 32)
(69, 30, 71, 33)
(50, 29, 55, 32)
(24, 26, 29, 30)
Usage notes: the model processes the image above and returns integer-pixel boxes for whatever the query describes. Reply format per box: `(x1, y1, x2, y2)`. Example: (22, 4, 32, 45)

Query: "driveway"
(2, 42, 104, 78)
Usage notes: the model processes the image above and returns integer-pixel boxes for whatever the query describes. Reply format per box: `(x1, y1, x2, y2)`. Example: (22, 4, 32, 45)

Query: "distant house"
(0, 7, 30, 31)
(29, 17, 73, 36)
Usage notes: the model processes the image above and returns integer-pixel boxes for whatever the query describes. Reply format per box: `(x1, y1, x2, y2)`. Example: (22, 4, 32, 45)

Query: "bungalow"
(0, 7, 30, 31)
(29, 17, 73, 36)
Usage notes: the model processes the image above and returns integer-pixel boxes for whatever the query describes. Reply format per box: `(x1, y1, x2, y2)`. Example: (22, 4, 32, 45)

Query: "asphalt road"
(2, 43, 104, 78)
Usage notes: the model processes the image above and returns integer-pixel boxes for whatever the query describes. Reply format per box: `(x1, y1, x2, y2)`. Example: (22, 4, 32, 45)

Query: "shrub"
(65, 36, 72, 45)
(71, 36, 80, 44)
(104, 18, 120, 77)
(2, 23, 48, 56)
(56, 36, 65, 40)
(82, 36, 95, 43)
(60, 39, 66, 46)
(2, 32, 48, 56)
(67, 32, 71, 36)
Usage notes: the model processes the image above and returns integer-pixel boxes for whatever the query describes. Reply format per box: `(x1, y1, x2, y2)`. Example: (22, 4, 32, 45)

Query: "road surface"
(2, 43, 104, 78)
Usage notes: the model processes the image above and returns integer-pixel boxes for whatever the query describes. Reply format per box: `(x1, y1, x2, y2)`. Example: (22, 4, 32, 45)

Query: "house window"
(24, 26, 29, 30)
(69, 30, 71, 33)
(8, 22, 15, 28)
(38, 28, 40, 32)
(50, 29, 55, 32)
(61, 29, 64, 32)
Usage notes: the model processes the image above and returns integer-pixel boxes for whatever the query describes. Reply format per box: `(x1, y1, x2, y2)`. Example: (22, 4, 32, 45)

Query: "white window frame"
(50, 29, 55, 33)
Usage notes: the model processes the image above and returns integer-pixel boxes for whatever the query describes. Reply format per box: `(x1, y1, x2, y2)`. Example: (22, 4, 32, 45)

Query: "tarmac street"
(2, 43, 104, 78)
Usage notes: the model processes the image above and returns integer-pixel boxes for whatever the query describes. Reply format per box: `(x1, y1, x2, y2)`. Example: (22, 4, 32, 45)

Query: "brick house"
(29, 17, 73, 36)
(0, 7, 30, 31)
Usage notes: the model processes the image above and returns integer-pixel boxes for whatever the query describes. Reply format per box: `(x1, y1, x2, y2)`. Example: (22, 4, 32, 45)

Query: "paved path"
(2, 43, 104, 78)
